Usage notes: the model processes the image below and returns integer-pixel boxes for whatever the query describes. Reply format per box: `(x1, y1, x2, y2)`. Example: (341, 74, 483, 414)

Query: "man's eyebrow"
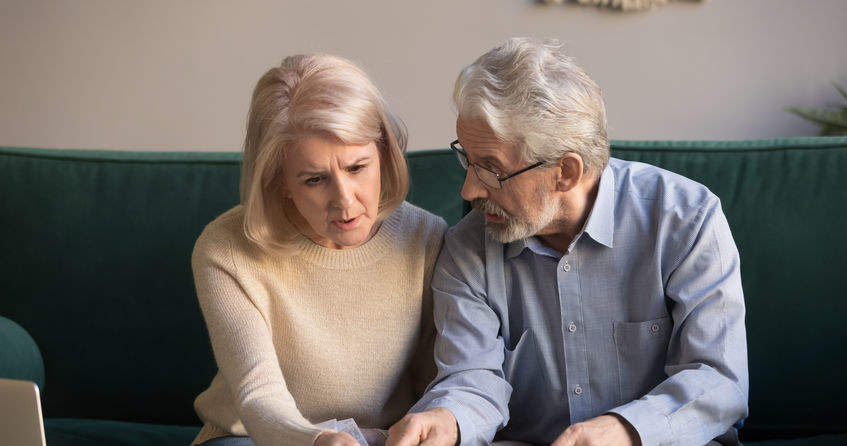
(469, 153, 504, 168)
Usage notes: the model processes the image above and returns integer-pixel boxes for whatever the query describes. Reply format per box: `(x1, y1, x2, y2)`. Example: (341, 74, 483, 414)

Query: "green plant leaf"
(834, 83, 847, 103)
(786, 106, 847, 130)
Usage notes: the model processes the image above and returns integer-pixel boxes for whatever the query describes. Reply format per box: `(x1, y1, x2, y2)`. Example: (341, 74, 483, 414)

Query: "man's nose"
(460, 167, 487, 202)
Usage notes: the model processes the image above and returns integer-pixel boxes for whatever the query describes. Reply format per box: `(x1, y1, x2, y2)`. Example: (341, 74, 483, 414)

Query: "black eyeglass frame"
(450, 139, 545, 189)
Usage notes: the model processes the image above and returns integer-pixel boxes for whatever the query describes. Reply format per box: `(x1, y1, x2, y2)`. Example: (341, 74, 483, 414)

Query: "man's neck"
(536, 173, 601, 254)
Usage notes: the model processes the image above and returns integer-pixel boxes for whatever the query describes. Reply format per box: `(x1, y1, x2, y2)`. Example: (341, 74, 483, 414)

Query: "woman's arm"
(192, 230, 327, 446)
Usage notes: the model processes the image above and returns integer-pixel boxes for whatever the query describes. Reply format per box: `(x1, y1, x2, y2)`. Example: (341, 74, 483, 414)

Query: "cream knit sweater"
(191, 202, 446, 446)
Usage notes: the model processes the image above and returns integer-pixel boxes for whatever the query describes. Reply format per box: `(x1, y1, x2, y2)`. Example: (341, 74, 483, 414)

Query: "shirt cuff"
(608, 399, 673, 446)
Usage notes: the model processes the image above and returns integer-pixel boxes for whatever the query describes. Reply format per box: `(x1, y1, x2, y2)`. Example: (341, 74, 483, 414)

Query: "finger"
(551, 426, 578, 446)
(386, 426, 422, 446)
(335, 432, 361, 446)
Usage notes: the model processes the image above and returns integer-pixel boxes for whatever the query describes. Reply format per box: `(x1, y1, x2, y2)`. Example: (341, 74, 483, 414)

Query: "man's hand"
(386, 408, 459, 446)
(551, 414, 641, 446)
(315, 431, 362, 446)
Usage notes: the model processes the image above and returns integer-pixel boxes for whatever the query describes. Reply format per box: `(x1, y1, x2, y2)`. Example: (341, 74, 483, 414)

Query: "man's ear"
(555, 153, 584, 192)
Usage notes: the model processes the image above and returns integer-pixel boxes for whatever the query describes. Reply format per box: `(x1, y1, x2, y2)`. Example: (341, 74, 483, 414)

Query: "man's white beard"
(473, 189, 559, 243)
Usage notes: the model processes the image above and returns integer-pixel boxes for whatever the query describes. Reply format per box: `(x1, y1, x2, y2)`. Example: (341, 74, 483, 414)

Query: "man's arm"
(389, 223, 512, 446)
(609, 198, 749, 445)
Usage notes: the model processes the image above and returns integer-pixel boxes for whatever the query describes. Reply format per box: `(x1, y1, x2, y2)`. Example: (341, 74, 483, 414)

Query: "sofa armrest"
(0, 315, 45, 389)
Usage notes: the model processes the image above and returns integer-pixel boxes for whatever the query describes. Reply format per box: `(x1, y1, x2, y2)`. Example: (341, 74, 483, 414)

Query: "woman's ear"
(555, 153, 585, 192)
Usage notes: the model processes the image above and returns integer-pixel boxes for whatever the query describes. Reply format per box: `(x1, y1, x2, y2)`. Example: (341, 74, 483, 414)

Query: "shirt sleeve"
(609, 197, 749, 445)
(410, 216, 448, 399)
(409, 223, 512, 446)
(192, 230, 327, 446)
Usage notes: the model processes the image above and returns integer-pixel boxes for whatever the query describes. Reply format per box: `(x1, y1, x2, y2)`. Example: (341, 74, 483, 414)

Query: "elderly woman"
(190, 54, 446, 446)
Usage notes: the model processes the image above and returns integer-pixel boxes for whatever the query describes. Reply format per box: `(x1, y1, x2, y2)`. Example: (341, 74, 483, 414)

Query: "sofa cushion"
(745, 433, 847, 446)
(406, 149, 468, 226)
(45, 418, 199, 446)
(0, 315, 45, 388)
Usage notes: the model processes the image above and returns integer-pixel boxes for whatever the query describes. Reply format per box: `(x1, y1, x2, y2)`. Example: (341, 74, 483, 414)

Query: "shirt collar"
(504, 163, 615, 259)
(582, 163, 615, 249)
(505, 235, 558, 259)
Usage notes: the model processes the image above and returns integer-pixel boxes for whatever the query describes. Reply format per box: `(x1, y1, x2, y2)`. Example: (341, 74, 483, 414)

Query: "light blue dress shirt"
(411, 158, 749, 446)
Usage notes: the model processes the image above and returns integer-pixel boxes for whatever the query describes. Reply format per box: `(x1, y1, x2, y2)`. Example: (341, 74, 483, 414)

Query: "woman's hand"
(315, 431, 362, 446)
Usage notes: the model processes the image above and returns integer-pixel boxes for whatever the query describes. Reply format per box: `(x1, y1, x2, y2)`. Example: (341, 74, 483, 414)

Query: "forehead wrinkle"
(457, 118, 521, 168)
(459, 138, 516, 170)
(290, 139, 377, 174)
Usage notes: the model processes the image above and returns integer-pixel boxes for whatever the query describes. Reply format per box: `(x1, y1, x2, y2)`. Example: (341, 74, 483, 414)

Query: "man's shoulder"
(434, 209, 494, 284)
(446, 208, 487, 246)
(609, 157, 717, 212)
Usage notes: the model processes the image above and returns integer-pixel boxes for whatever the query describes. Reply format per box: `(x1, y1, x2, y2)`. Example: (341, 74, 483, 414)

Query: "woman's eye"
(305, 176, 323, 185)
(349, 164, 366, 173)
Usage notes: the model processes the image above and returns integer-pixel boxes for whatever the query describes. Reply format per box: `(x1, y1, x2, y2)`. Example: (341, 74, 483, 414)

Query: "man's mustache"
(473, 199, 509, 220)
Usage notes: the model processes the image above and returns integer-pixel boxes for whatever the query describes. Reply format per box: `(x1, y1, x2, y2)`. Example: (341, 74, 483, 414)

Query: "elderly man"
(387, 38, 748, 446)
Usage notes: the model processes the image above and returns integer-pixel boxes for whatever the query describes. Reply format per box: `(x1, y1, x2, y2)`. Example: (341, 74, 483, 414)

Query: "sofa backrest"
(0, 147, 467, 426)
(2, 138, 846, 438)
(1, 148, 240, 425)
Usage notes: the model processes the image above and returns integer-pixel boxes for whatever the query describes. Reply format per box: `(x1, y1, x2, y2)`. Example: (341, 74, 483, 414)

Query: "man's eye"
(481, 165, 500, 176)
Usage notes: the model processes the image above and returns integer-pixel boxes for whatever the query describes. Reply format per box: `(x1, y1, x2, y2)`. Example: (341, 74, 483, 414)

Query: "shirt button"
(568, 322, 577, 333)
(562, 261, 571, 272)
(651, 324, 660, 333)
(574, 385, 583, 395)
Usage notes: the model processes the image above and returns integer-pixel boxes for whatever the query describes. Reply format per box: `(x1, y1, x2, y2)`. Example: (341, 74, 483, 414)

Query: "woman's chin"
(325, 225, 375, 249)
(327, 234, 368, 249)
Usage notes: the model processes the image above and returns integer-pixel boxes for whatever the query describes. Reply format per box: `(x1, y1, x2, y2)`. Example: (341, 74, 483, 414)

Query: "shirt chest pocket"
(613, 316, 672, 402)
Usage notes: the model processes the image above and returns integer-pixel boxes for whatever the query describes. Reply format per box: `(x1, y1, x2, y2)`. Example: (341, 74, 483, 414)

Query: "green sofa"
(1, 138, 846, 446)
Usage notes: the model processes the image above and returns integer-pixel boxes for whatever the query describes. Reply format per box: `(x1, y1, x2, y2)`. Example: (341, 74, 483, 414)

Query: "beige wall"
(1, 0, 845, 152)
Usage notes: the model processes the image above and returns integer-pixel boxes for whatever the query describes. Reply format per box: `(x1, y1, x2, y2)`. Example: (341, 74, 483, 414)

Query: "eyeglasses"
(450, 139, 545, 190)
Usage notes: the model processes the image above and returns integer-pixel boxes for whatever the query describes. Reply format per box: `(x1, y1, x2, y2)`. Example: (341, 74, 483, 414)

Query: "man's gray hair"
(453, 37, 610, 174)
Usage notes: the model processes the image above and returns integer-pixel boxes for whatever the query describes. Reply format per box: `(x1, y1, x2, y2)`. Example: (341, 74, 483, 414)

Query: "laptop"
(0, 378, 47, 446)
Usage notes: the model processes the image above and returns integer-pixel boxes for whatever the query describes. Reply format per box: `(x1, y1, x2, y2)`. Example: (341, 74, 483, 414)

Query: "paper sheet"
(315, 418, 388, 446)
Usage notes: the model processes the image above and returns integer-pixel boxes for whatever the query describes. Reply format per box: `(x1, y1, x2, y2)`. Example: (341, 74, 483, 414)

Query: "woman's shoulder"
(197, 205, 245, 241)
(394, 201, 448, 235)
(382, 202, 447, 257)
(192, 205, 251, 261)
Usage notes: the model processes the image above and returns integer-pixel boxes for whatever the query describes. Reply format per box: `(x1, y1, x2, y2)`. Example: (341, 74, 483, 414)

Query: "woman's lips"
(333, 215, 361, 230)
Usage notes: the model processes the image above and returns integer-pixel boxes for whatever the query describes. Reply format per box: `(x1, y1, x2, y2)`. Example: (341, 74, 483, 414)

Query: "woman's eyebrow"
(296, 168, 326, 178)
(296, 156, 372, 178)
(342, 156, 372, 168)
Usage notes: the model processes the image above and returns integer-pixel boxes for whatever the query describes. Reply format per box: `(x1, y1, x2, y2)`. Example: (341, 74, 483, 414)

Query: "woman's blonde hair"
(240, 54, 409, 255)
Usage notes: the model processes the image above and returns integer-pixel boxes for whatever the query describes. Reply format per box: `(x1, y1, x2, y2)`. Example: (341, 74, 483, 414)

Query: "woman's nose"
(331, 177, 356, 209)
